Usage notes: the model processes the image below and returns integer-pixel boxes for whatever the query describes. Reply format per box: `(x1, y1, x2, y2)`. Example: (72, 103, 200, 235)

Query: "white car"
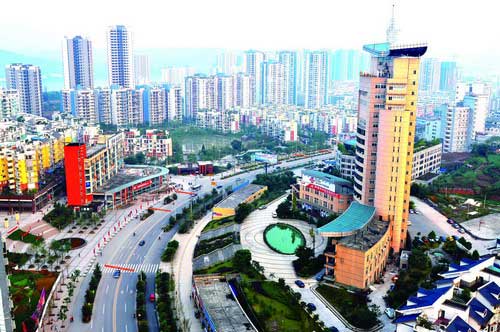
(272, 212, 277, 218)
(385, 308, 395, 319)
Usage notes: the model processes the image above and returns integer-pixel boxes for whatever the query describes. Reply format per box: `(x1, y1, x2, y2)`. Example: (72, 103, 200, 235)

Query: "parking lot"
(410, 197, 496, 254)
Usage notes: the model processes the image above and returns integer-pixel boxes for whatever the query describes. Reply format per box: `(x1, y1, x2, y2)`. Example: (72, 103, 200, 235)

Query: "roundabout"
(240, 196, 327, 282)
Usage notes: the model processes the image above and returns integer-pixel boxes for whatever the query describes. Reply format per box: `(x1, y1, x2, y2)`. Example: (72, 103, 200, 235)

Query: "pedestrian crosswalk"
(102, 264, 159, 274)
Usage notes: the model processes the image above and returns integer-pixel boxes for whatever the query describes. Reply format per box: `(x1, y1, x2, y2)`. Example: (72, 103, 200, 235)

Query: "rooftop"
(446, 316, 477, 332)
(302, 169, 352, 186)
(336, 217, 389, 251)
(439, 257, 494, 278)
(86, 144, 106, 158)
(398, 286, 451, 311)
(318, 202, 376, 237)
(363, 42, 428, 57)
(94, 165, 168, 194)
(216, 184, 266, 210)
(193, 275, 257, 332)
(477, 281, 500, 307)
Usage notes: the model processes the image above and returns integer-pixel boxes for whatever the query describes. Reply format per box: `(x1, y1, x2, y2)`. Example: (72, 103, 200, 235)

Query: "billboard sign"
(253, 152, 278, 165)
(133, 180, 152, 191)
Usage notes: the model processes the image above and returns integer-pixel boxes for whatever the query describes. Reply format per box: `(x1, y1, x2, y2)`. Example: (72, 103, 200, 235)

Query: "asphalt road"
(69, 152, 333, 332)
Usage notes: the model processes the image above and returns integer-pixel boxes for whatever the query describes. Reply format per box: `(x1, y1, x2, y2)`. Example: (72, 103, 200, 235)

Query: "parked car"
(385, 308, 395, 319)
(272, 212, 278, 218)
(452, 223, 460, 229)
(407, 221, 412, 226)
(294, 280, 305, 288)
(113, 270, 121, 279)
(328, 327, 339, 332)
(447, 219, 454, 224)
(439, 236, 446, 242)
(258, 205, 267, 210)
(452, 235, 459, 240)
(389, 284, 395, 292)
(149, 293, 155, 302)
(139, 240, 146, 246)
(307, 303, 317, 311)
(315, 270, 325, 281)
(216, 185, 223, 189)
(391, 275, 399, 282)
(458, 228, 465, 234)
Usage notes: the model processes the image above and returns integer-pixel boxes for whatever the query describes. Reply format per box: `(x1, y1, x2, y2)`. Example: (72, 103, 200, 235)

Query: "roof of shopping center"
(193, 275, 257, 332)
(94, 165, 169, 194)
(302, 169, 352, 186)
(318, 201, 375, 237)
(215, 184, 266, 210)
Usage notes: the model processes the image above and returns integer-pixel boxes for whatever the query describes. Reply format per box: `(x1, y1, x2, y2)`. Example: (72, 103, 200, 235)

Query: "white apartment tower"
(62, 36, 94, 89)
(235, 73, 254, 107)
(146, 87, 166, 125)
(305, 51, 328, 109)
(442, 105, 472, 153)
(244, 50, 266, 105)
(278, 51, 298, 105)
(262, 61, 286, 105)
(167, 86, 183, 122)
(134, 54, 150, 85)
(5, 64, 43, 115)
(0, 89, 19, 119)
(62, 89, 98, 125)
(111, 88, 143, 126)
(107, 25, 134, 88)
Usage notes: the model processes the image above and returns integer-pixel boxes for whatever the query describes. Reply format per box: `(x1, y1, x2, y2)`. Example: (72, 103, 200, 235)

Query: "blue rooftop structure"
(469, 298, 493, 327)
(393, 313, 421, 324)
(439, 257, 494, 278)
(477, 281, 500, 307)
(318, 202, 375, 237)
(446, 316, 476, 332)
(362, 42, 428, 58)
(399, 286, 451, 311)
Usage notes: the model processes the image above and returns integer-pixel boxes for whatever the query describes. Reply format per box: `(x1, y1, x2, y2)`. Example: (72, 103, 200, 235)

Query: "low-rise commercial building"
(297, 169, 353, 215)
(412, 141, 442, 181)
(318, 202, 391, 289)
(212, 184, 267, 220)
(192, 274, 257, 332)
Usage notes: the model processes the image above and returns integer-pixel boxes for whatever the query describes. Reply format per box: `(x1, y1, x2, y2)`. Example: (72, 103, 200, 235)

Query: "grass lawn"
(9, 270, 58, 332)
(242, 280, 324, 332)
(201, 217, 235, 233)
(316, 285, 379, 329)
(193, 260, 235, 275)
(7, 229, 44, 245)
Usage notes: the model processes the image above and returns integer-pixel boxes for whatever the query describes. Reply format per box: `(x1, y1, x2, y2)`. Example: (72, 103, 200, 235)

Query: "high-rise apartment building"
(439, 61, 458, 92)
(62, 36, 94, 89)
(216, 52, 239, 74)
(463, 93, 489, 138)
(354, 42, 427, 252)
(305, 51, 328, 109)
(161, 67, 195, 86)
(110, 88, 143, 126)
(419, 58, 441, 92)
(143, 86, 166, 125)
(0, 89, 19, 120)
(5, 64, 43, 116)
(185, 75, 215, 120)
(442, 105, 471, 153)
(96, 88, 112, 124)
(244, 50, 266, 105)
(235, 73, 254, 108)
(167, 86, 183, 122)
(62, 89, 98, 125)
(134, 54, 150, 85)
(278, 51, 298, 105)
(215, 75, 234, 112)
(262, 61, 286, 105)
(106, 25, 134, 88)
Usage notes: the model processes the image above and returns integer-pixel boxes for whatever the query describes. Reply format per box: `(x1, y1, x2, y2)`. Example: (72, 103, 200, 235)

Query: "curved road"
(69, 152, 333, 332)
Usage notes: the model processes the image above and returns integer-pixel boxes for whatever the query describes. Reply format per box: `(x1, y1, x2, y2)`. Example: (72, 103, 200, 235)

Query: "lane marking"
(104, 264, 135, 272)
(102, 304, 105, 315)
(105, 285, 109, 294)
(124, 303, 127, 313)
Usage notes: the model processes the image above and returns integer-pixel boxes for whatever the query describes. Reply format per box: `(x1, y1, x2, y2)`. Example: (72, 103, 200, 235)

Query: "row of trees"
(161, 240, 179, 262)
(156, 272, 178, 332)
(81, 265, 102, 322)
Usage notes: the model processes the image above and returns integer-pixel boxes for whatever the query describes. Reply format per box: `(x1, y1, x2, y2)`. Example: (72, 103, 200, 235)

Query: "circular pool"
(263, 223, 305, 255)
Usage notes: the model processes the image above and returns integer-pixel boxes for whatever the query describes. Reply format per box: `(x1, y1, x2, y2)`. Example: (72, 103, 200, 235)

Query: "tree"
(233, 249, 252, 273)
(235, 203, 252, 223)
(428, 231, 436, 239)
(471, 250, 480, 260)
(231, 139, 242, 151)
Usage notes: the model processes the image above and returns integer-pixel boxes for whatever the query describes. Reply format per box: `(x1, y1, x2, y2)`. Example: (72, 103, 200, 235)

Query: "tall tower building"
(111, 88, 143, 126)
(278, 51, 298, 105)
(0, 89, 19, 119)
(419, 58, 441, 92)
(439, 61, 458, 92)
(354, 42, 427, 252)
(235, 73, 254, 107)
(185, 75, 215, 120)
(5, 64, 43, 116)
(62, 36, 94, 89)
(134, 55, 151, 85)
(442, 105, 472, 153)
(142, 86, 167, 125)
(215, 75, 235, 112)
(167, 86, 183, 122)
(95, 88, 112, 124)
(244, 50, 266, 105)
(62, 89, 98, 124)
(262, 61, 286, 105)
(216, 52, 239, 74)
(106, 25, 134, 88)
(386, 4, 400, 45)
(161, 67, 195, 86)
(305, 51, 328, 109)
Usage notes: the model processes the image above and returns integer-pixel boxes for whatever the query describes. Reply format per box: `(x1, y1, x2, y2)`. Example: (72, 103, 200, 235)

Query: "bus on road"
(191, 184, 202, 191)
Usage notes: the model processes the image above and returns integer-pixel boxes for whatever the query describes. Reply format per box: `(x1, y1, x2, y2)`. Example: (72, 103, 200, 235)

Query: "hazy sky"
(1, 0, 499, 57)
